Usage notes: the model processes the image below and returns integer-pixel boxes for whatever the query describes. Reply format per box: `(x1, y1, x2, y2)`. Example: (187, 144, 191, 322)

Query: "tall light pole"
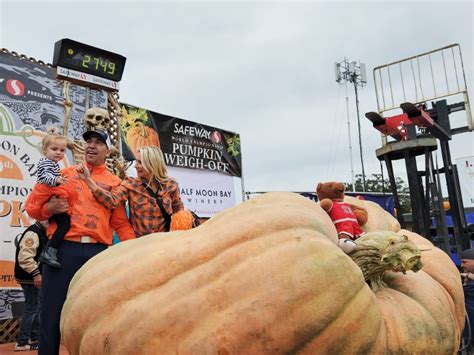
(334, 58, 367, 191)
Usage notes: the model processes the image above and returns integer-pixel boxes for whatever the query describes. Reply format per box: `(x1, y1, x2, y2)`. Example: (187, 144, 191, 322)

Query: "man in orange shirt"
(26, 129, 135, 355)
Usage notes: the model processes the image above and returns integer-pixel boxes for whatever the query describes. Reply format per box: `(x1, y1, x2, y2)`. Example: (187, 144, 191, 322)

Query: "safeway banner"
(120, 104, 242, 177)
(456, 156, 474, 208)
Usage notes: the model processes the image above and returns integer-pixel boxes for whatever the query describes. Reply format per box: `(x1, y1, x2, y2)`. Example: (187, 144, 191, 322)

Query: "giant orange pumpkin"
(60, 192, 464, 354)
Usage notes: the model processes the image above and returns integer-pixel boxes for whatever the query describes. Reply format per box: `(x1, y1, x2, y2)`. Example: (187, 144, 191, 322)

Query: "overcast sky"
(0, 1, 472, 194)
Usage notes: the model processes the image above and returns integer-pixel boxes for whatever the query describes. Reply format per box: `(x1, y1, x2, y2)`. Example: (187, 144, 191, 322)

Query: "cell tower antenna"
(335, 58, 367, 191)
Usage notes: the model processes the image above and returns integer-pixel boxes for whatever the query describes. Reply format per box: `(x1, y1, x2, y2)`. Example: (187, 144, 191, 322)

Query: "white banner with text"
(167, 166, 237, 217)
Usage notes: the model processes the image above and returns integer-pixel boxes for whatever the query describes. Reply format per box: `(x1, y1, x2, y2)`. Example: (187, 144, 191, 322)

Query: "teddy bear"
(316, 182, 368, 254)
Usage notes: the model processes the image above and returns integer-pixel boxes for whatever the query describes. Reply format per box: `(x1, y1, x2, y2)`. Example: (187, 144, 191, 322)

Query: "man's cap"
(460, 248, 474, 260)
(82, 129, 111, 147)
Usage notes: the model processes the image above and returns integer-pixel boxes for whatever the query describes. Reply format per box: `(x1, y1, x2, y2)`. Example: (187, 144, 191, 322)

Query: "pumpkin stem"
(125, 121, 147, 139)
(137, 122, 147, 137)
(349, 231, 423, 291)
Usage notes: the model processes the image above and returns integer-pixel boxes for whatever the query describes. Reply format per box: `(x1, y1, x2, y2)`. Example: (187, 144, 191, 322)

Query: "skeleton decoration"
(69, 107, 126, 177)
(107, 145, 127, 179)
(68, 138, 85, 166)
(84, 107, 111, 131)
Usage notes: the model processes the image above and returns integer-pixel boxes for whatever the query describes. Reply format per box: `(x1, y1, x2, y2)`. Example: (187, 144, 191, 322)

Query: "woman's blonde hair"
(139, 146, 169, 185)
(41, 127, 68, 154)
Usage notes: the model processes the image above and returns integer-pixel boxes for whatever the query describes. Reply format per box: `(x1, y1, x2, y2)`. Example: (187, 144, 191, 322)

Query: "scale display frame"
(52, 38, 126, 82)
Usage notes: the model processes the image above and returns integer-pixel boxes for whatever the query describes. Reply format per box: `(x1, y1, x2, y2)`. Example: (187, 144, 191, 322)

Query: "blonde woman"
(77, 146, 184, 236)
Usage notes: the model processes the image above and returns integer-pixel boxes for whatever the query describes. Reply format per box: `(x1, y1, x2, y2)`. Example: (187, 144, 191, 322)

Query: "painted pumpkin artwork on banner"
(121, 105, 160, 157)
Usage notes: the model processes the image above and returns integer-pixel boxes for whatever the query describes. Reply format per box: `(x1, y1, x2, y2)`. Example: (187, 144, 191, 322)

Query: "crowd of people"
(15, 127, 184, 354)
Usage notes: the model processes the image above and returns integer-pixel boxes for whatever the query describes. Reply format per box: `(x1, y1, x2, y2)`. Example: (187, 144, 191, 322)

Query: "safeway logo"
(6, 79, 25, 96)
(210, 131, 222, 144)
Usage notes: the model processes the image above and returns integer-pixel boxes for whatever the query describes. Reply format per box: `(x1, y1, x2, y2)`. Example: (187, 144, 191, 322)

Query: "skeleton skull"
(84, 107, 110, 130)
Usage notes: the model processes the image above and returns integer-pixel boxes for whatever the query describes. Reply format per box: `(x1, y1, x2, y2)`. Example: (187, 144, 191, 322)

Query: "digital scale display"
(52, 38, 126, 82)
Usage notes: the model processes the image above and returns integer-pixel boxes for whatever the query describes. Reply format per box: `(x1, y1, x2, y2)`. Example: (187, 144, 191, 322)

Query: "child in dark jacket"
(14, 221, 48, 351)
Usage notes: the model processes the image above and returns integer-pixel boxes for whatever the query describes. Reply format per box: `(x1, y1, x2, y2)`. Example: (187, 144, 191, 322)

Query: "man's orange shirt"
(25, 163, 135, 245)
